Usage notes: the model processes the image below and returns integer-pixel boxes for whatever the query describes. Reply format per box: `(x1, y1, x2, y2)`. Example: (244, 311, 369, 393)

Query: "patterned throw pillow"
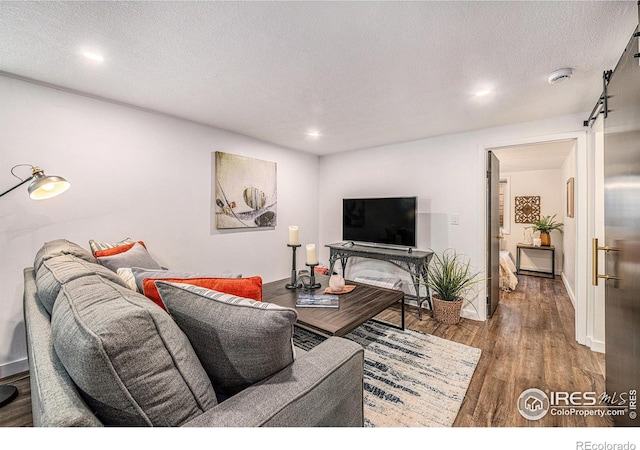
(155, 281, 297, 399)
(89, 238, 134, 256)
(142, 276, 262, 310)
(116, 268, 138, 291)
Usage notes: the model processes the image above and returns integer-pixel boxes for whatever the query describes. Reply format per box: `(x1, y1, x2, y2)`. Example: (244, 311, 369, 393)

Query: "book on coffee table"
(296, 294, 339, 308)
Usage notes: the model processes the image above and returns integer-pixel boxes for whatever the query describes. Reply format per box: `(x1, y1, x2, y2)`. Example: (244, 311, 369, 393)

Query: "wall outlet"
(451, 214, 459, 225)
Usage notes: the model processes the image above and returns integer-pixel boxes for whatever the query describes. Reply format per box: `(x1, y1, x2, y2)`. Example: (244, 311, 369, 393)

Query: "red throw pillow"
(142, 276, 263, 310)
(94, 241, 146, 258)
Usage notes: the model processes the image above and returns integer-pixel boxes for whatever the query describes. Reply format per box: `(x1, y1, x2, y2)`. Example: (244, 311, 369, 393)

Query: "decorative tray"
(324, 285, 356, 295)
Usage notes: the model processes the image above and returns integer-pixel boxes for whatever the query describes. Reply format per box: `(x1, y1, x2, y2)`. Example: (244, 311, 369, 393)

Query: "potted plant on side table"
(421, 249, 482, 325)
(528, 214, 563, 246)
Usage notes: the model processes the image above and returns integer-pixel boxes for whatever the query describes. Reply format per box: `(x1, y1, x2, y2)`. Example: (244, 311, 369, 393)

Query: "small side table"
(516, 244, 555, 279)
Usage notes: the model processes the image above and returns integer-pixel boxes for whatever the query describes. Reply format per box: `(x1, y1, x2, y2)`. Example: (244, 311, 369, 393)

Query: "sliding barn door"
(603, 29, 640, 427)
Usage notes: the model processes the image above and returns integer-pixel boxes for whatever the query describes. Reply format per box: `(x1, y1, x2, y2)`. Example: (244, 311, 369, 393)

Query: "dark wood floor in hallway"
(378, 274, 611, 427)
(0, 275, 611, 427)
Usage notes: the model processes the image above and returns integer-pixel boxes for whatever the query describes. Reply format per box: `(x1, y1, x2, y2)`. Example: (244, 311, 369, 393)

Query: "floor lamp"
(0, 164, 71, 408)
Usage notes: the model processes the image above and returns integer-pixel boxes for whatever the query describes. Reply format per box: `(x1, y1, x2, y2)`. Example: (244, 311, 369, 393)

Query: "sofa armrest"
(182, 336, 364, 427)
(23, 268, 103, 427)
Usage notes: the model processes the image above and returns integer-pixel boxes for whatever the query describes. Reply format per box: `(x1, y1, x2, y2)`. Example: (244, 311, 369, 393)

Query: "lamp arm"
(0, 176, 33, 199)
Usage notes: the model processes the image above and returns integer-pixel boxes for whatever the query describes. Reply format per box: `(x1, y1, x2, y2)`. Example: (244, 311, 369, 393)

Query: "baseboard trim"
(0, 358, 28, 379)
(587, 337, 606, 354)
(561, 273, 576, 308)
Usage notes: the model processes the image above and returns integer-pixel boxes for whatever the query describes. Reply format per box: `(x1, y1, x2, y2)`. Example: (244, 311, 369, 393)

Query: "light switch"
(451, 214, 459, 225)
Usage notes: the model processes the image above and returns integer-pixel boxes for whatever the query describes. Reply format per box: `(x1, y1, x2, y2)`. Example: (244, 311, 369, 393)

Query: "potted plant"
(528, 214, 563, 246)
(421, 249, 482, 325)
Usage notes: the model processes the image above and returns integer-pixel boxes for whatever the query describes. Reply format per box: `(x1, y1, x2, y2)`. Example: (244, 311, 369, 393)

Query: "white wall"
(0, 75, 320, 376)
(318, 113, 588, 321)
(501, 168, 564, 275)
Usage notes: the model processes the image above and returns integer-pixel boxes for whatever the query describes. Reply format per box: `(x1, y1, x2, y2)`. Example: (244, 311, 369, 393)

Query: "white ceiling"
(491, 140, 575, 172)
(0, 1, 637, 155)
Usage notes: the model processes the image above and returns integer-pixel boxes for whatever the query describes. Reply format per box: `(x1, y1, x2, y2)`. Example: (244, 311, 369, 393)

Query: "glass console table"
(325, 242, 434, 321)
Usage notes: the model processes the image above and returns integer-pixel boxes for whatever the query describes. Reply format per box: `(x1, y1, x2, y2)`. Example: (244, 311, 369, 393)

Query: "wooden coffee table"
(263, 275, 405, 337)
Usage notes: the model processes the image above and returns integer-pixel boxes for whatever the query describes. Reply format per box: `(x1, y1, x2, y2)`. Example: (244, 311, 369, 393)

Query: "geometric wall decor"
(514, 196, 540, 224)
(214, 151, 277, 229)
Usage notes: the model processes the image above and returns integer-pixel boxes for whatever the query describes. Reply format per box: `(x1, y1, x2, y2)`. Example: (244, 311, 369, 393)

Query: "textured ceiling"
(0, 1, 637, 155)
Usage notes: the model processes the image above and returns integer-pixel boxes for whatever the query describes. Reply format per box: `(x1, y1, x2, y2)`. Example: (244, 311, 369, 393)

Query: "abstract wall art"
(214, 151, 277, 229)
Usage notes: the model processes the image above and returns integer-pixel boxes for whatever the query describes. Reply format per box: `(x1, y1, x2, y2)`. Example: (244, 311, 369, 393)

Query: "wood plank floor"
(377, 274, 611, 427)
(0, 275, 610, 427)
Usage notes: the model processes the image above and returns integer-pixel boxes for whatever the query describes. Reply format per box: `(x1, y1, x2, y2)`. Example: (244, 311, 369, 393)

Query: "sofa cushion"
(51, 276, 217, 426)
(155, 281, 297, 399)
(34, 239, 96, 272)
(142, 276, 262, 310)
(130, 267, 242, 292)
(35, 254, 130, 315)
(96, 242, 162, 272)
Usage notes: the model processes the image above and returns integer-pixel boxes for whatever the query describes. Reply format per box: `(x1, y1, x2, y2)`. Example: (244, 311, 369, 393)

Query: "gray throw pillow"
(51, 275, 217, 426)
(131, 267, 242, 292)
(155, 281, 297, 399)
(36, 254, 130, 315)
(34, 239, 96, 271)
(96, 242, 162, 272)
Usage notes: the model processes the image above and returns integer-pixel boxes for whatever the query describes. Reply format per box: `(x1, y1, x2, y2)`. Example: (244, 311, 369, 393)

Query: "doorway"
(491, 140, 576, 304)
(480, 130, 590, 348)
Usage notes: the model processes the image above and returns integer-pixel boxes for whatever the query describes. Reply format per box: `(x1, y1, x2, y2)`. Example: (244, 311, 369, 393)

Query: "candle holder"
(285, 244, 301, 289)
(299, 262, 321, 290)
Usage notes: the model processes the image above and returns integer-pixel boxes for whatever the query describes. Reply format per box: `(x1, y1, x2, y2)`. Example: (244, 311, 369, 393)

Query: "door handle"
(592, 238, 621, 286)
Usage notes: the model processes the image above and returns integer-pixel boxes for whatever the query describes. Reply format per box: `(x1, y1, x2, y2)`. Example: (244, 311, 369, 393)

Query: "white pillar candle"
(288, 226, 299, 246)
(306, 244, 317, 265)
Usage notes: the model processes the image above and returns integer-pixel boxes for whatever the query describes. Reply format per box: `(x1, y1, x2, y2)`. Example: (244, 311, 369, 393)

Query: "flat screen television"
(342, 197, 417, 248)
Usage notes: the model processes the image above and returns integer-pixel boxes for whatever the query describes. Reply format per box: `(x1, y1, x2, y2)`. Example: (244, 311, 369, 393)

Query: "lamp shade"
(27, 167, 71, 200)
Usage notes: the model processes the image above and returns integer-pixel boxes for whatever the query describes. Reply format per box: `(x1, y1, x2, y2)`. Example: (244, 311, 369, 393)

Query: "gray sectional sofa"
(23, 239, 364, 427)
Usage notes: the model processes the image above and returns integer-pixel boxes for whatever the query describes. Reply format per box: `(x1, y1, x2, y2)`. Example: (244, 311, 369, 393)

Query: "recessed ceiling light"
(82, 51, 104, 63)
(306, 130, 321, 138)
(475, 89, 492, 97)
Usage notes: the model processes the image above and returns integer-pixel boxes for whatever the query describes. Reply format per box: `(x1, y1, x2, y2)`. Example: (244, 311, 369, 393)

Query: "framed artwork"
(514, 196, 540, 224)
(214, 151, 277, 229)
(566, 177, 574, 218)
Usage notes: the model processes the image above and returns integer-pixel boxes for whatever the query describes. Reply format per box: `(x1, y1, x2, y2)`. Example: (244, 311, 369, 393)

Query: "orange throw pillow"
(94, 241, 146, 258)
(142, 276, 263, 310)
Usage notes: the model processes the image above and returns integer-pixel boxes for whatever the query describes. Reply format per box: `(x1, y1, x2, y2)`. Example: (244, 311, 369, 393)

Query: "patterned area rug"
(293, 320, 481, 427)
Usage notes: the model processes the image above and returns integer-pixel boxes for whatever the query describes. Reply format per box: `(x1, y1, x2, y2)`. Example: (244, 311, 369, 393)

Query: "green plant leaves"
(528, 214, 564, 233)
(421, 249, 482, 302)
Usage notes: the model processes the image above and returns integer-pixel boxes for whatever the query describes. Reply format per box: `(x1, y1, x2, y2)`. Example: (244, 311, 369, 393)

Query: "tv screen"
(343, 197, 417, 247)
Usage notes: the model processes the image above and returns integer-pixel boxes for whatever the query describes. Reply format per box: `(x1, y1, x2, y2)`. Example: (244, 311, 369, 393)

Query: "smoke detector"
(548, 68, 574, 84)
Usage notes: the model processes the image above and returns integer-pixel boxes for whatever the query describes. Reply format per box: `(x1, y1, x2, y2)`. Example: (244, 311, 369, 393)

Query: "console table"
(516, 243, 555, 279)
(326, 242, 433, 320)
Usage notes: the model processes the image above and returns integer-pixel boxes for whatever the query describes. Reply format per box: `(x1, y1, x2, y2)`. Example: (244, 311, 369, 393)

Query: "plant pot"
(540, 231, 551, 246)
(432, 294, 463, 325)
